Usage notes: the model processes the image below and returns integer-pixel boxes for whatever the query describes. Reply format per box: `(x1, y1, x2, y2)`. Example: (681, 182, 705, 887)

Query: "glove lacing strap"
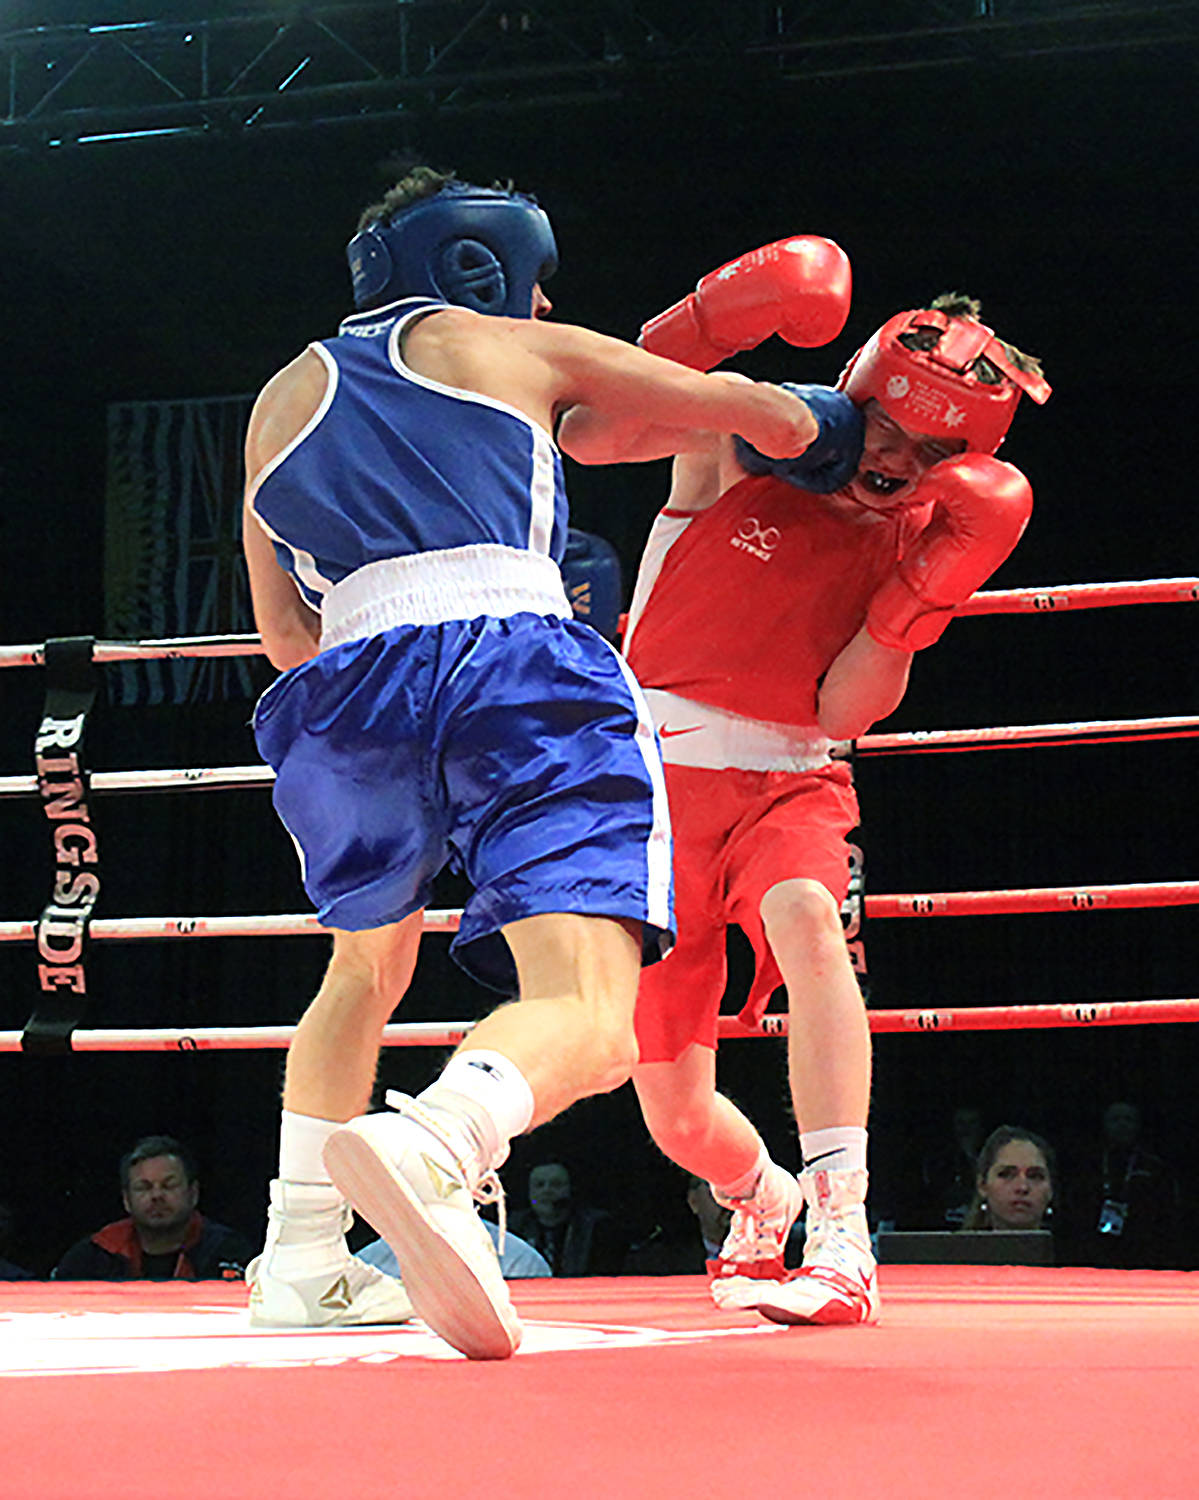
(383, 1089, 508, 1253)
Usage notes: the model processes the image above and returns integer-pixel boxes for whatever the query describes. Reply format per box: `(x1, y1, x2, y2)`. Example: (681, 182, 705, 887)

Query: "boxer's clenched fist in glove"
(639, 237, 852, 371)
(733, 384, 865, 495)
(866, 454, 1033, 651)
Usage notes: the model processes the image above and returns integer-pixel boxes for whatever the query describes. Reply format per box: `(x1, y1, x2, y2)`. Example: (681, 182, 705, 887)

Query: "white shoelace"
(384, 1090, 508, 1252)
(718, 1194, 793, 1260)
(802, 1213, 873, 1276)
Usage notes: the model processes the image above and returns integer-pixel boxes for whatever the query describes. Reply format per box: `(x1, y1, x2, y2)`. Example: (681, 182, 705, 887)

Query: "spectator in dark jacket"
(52, 1135, 254, 1282)
(507, 1161, 628, 1276)
(1064, 1101, 1186, 1269)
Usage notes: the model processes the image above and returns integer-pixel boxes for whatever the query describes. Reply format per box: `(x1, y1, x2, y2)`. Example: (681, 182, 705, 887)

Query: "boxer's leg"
(283, 915, 423, 1119)
(249, 916, 423, 1329)
(323, 912, 642, 1360)
(323, 616, 667, 1357)
(635, 1044, 803, 1288)
(634, 1043, 758, 1185)
(760, 876, 872, 1136)
(472, 910, 643, 1122)
(737, 877, 877, 1325)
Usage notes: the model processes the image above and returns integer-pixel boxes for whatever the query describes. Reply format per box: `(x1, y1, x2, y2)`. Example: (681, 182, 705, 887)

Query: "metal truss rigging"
(1, 1, 1193, 151)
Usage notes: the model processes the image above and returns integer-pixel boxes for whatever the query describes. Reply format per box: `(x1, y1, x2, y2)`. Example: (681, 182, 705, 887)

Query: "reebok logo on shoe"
(421, 1153, 465, 1200)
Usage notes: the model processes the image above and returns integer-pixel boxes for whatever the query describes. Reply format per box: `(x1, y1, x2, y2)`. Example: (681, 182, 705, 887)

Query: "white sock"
(279, 1109, 340, 1187)
(713, 1144, 770, 1202)
(800, 1126, 868, 1176)
(417, 1049, 535, 1168)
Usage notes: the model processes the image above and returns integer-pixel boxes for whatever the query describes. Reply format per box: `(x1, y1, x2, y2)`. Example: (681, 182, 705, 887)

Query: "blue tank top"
(248, 298, 569, 609)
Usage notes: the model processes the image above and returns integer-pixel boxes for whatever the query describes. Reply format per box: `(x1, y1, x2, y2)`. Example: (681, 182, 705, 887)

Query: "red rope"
(958, 577, 1199, 615)
(1, 579, 1196, 669)
(863, 882, 1199, 918)
(719, 998, 1199, 1039)
(856, 714, 1199, 757)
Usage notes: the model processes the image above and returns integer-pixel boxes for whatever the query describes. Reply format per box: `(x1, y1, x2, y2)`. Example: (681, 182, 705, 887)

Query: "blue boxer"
(247, 294, 674, 990)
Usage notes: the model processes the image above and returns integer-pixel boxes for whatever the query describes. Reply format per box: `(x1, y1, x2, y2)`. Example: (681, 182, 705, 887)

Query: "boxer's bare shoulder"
(246, 348, 330, 484)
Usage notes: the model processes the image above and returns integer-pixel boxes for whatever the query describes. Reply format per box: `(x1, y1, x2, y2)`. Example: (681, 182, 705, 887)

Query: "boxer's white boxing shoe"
(709, 1160, 804, 1310)
(745, 1167, 879, 1327)
(323, 1093, 521, 1361)
(248, 1179, 414, 1328)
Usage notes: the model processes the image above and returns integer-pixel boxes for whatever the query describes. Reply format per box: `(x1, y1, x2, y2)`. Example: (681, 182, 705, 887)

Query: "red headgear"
(838, 308, 1051, 453)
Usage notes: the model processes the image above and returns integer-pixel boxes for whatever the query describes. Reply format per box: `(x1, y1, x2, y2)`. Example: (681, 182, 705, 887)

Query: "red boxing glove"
(865, 455, 1033, 652)
(638, 236, 852, 371)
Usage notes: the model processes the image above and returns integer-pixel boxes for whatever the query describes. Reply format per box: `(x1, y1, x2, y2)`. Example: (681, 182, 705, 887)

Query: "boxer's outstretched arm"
(402, 307, 817, 464)
(521, 322, 819, 464)
(557, 373, 751, 465)
(558, 409, 724, 464)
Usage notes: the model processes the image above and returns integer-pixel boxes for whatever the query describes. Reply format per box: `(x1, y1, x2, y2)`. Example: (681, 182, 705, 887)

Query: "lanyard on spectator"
(1102, 1150, 1139, 1198)
(23, 637, 101, 1054)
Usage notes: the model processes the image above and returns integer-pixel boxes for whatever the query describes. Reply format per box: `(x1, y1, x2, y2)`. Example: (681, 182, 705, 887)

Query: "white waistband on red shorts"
(320, 544, 571, 649)
(641, 689, 834, 773)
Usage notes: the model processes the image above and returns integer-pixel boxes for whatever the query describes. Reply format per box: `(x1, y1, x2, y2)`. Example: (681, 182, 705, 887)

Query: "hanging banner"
(24, 637, 101, 1053)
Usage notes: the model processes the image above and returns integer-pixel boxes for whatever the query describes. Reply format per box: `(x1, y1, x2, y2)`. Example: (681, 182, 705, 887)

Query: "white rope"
(3, 882, 1197, 945)
(0, 634, 265, 668)
(0, 766, 276, 797)
(0, 1022, 478, 1053)
(5, 998, 1198, 1052)
(0, 910, 464, 941)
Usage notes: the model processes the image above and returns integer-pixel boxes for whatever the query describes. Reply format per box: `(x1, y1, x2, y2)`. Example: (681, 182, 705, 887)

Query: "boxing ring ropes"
(1, 572, 1198, 1055)
(3, 576, 1199, 1500)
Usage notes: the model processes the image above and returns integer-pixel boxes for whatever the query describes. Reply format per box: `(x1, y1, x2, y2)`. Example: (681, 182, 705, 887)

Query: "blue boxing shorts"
(252, 611, 674, 992)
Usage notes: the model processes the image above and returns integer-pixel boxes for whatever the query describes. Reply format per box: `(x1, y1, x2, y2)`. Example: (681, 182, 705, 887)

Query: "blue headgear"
(346, 182, 558, 318)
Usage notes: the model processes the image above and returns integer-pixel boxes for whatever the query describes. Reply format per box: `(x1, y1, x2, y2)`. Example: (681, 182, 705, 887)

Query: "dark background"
(0, 2, 1196, 1273)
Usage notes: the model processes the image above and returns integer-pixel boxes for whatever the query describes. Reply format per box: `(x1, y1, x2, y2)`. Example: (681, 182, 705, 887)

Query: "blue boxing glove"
(561, 528, 624, 641)
(733, 383, 864, 495)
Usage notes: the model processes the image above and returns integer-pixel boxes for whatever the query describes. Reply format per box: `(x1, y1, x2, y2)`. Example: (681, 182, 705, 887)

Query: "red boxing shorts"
(634, 760, 859, 1063)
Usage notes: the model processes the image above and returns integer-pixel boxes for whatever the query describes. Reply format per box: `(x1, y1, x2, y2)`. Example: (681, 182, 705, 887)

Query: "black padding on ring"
(21, 992, 89, 1055)
(43, 636, 100, 720)
(23, 637, 100, 1055)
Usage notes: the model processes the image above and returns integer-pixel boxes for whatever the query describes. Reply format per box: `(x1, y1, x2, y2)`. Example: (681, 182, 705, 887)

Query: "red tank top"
(625, 473, 926, 726)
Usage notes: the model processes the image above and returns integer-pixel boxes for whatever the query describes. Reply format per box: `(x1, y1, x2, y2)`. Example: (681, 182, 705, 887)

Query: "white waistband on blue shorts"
(320, 544, 572, 650)
(641, 689, 834, 773)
